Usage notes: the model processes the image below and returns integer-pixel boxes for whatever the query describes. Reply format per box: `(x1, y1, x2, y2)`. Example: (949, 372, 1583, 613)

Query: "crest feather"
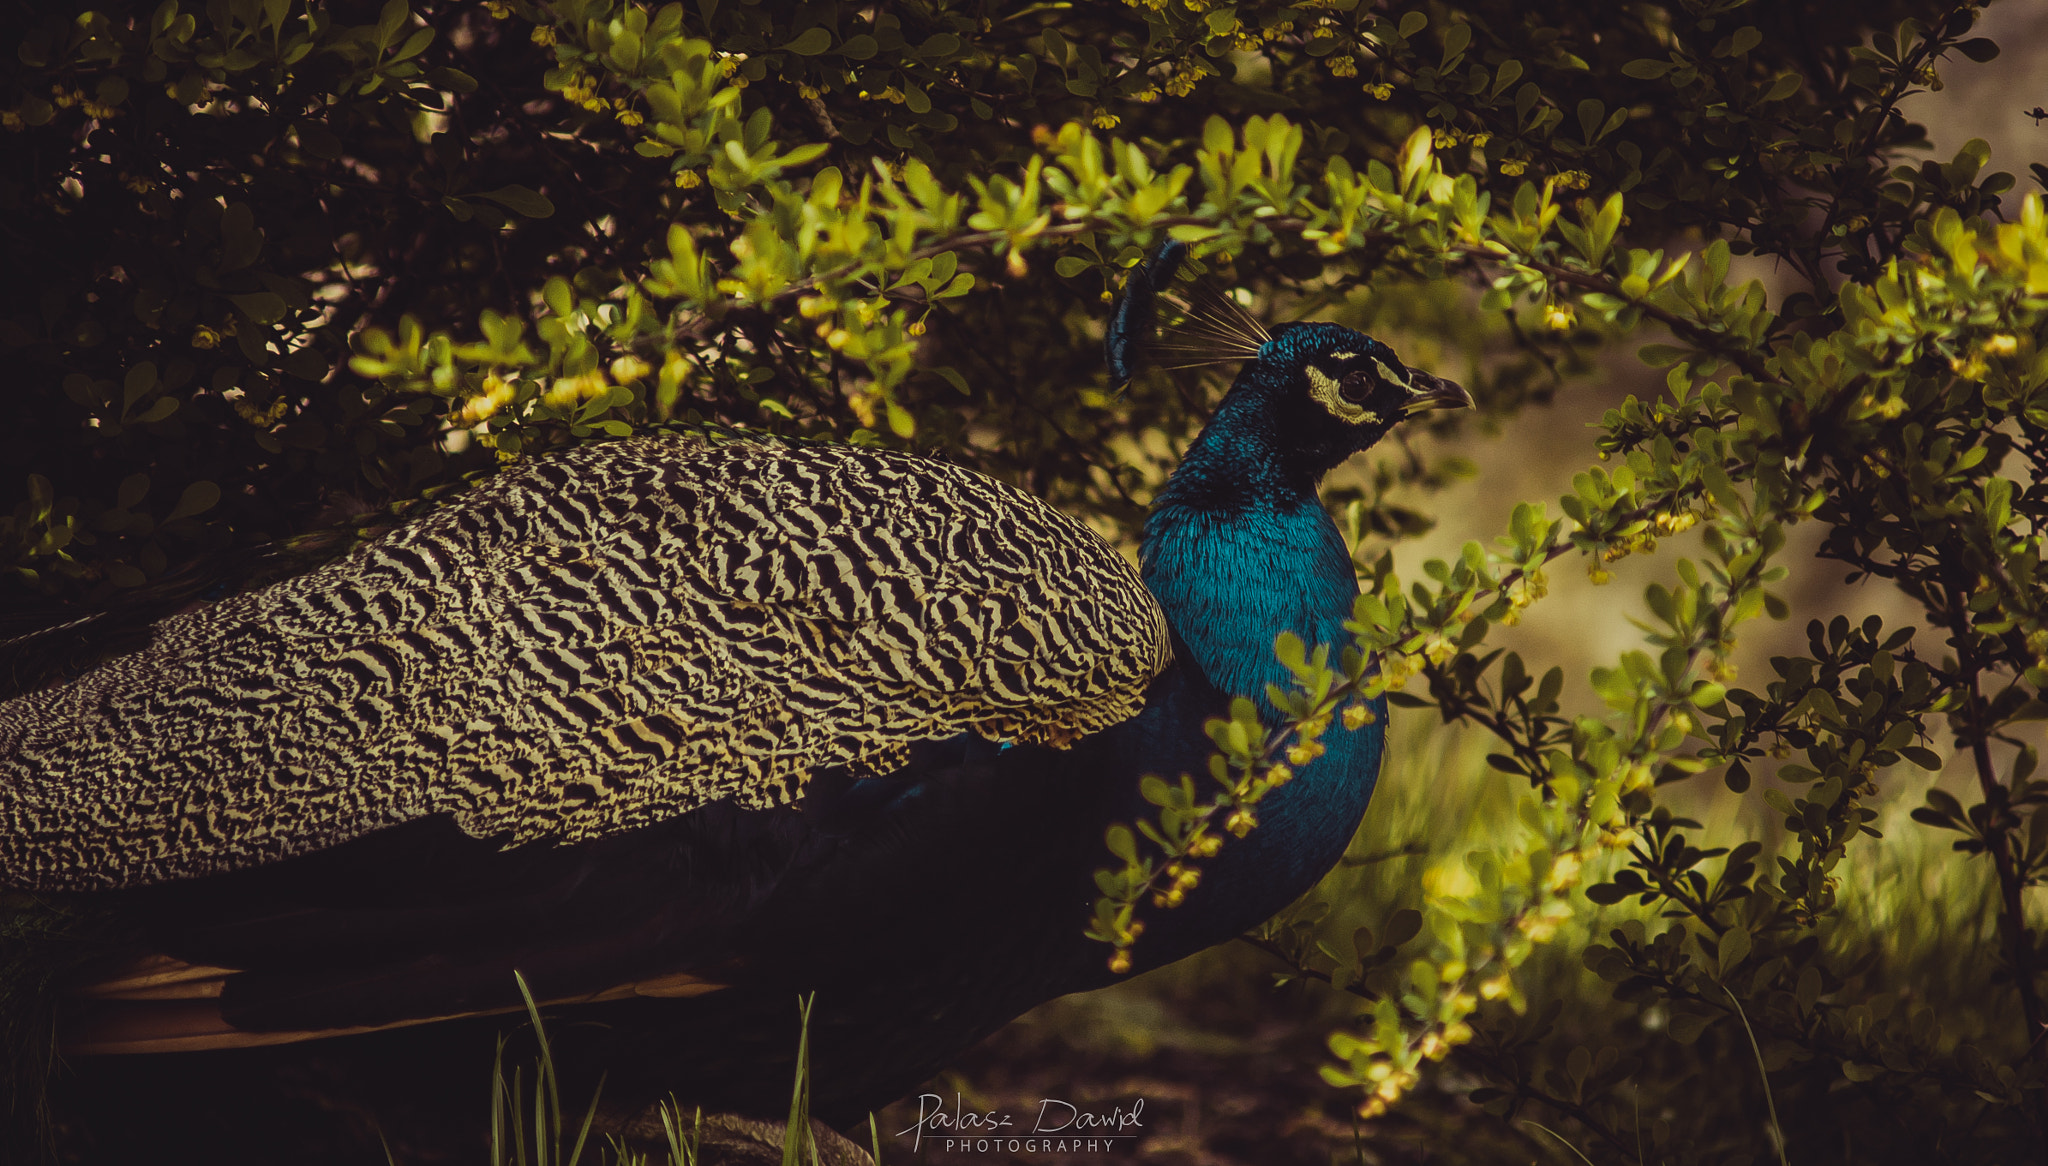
(1150, 282, 1272, 371)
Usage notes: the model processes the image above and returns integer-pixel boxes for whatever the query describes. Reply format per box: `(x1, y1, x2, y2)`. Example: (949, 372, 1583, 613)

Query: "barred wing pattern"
(0, 436, 1171, 891)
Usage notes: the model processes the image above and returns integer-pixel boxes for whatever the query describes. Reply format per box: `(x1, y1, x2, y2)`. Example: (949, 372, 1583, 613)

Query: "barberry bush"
(3, 0, 2042, 1162)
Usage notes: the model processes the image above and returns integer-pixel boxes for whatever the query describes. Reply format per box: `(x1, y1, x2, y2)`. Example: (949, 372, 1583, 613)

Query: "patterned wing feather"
(0, 435, 1170, 891)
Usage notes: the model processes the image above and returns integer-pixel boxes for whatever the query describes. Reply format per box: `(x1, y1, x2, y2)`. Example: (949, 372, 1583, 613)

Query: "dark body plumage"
(7, 264, 1468, 1162)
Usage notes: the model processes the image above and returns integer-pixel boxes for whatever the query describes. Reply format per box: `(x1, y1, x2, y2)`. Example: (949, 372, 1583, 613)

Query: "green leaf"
(116, 473, 150, 509)
(1717, 926, 1752, 979)
(166, 480, 222, 521)
(782, 27, 832, 56)
(134, 397, 179, 424)
(1106, 824, 1137, 863)
(1667, 1010, 1716, 1044)
(1762, 73, 1803, 102)
(544, 276, 574, 318)
(1700, 462, 1744, 513)
(427, 66, 477, 93)
(476, 185, 555, 219)
(1440, 22, 1471, 62)
(122, 361, 158, 409)
(393, 26, 433, 61)
(1955, 37, 1999, 62)
(1384, 908, 1422, 947)
(230, 292, 289, 324)
(839, 34, 878, 60)
(375, 0, 409, 43)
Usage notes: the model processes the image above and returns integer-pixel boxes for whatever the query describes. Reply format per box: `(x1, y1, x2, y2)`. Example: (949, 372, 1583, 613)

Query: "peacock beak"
(1402, 370, 1474, 414)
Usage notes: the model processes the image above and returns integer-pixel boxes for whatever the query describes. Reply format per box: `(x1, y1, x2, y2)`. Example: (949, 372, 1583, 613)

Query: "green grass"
(485, 981, 832, 1166)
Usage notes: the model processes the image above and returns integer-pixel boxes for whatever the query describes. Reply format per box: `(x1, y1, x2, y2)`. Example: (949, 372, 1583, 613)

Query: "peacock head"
(1243, 320, 1471, 471)
(1107, 243, 1472, 484)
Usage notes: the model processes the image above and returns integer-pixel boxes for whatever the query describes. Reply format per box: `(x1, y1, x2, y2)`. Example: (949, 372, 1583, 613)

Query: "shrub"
(3, 1, 2040, 1161)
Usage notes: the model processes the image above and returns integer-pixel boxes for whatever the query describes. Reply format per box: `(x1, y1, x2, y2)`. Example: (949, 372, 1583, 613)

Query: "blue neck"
(1141, 389, 1359, 709)
(1108, 388, 1386, 966)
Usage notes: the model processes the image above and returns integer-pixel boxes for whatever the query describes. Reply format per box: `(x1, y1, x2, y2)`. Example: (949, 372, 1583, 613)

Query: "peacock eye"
(1338, 370, 1373, 403)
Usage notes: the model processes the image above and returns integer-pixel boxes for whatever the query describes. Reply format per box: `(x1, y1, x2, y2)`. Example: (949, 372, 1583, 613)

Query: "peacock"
(0, 242, 1467, 1161)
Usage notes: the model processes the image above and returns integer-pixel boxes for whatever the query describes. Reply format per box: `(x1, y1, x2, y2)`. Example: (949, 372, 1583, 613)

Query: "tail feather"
(73, 954, 236, 1000)
(61, 966, 727, 1055)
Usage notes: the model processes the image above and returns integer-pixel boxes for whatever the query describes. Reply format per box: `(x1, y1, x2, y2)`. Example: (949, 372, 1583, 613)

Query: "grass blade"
(1524, 1120, 1597, 1166)
(564, 1071, 606, 1166)
(783, 993, 816, 1166)
(1723, 984, 1791, 1166)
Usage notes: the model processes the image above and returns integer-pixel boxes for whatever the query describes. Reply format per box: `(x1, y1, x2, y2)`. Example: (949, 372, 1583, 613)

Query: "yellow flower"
(542, 370, 608, 410)
(616, 109, 644, 127)
(457, 374, 519, 426)
(1421, 632, 1457, 666)
(1556, 169, 1592, 190)
(798, 83, 822, 100)
(1365, 83, 1394, 99)
(483, 0, 511, 16)
(1092, 111, 1119, 129)
(674, 170, 702, 188)
(0, 110, 22, 131)
(1543, 302, 1576, 331)
(608, 355, 651, 383)
(1499, 159, 1526, 176)
(190, 326, 220, 349)
(531, 25, 557, 46)
(848, 389, 880, 429)
(1985, 333, 2019, 356)
(1546, 851, 1583, 892)
(1329, 56, 1358, 78)
(1652, 511, 1697, 535)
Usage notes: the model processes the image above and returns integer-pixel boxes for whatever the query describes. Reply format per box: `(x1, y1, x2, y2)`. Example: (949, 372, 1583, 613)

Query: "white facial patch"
(1306, 365, 1377, 425)
(1370, 357, 1412, 391)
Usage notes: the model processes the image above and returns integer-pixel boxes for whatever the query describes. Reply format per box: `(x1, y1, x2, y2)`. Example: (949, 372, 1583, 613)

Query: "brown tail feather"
(62, 958, 726, 1055)
(74, 953, 237, 1000)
